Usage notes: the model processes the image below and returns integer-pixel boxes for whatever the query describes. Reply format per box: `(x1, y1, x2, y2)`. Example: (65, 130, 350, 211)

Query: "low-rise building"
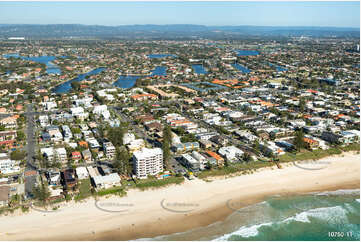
(76, 167, 89, 180)
(173, 142, 200, 153)
(218, 146, 244, 162)
(181, 154, 201, 172)
(82, 149, 92, 163)
(92, 173, 121, 189)
(103, 141, 116, 159)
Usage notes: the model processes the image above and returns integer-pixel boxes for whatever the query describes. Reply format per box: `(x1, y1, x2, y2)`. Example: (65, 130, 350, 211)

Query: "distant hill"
(0, 24, 359, 39)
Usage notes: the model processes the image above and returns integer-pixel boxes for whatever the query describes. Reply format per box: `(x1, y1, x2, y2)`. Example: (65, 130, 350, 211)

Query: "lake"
(192, 64, 208, 74)
(268, 63, 288, 72)
(236, 50, 260, 56)
(232, 63, 251, 73)
(147, 54, 177, 59)
(3, 54, 62, 75)
(52, 67, 106, 94)
(113, 66, 167, 89)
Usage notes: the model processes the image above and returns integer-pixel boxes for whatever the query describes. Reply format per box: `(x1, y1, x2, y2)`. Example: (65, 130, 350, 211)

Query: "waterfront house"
(62, 169, 77, 190)
(321, 131, 342, 144)
(75, 167, 89, 180)
(181, 154, 201, 172)
(303, 137, 320, 150)
(45, 170, 61, 186)
(92, 173, 121, 189)
(205, 150, 224, 166)
(218, 146, 244, 162)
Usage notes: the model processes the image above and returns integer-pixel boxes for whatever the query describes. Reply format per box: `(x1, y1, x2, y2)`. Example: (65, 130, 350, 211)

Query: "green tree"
(294, 130, 306, 151)
(253, 140, 260, 155)
(10, 150, 26, 160)
(16, 130, 26, 142)
(162, 124, 172, 170)
(71, 82, 81, 91)
(113, 146, 131, 175)
(108, 125, 128, 147)
(32, 182, 51, 205)
(299, 98, 306, 112)
(242, 152, 253, 163)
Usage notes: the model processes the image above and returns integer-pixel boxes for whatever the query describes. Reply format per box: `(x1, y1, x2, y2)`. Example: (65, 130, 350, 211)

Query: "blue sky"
(0, 1, 359, 27)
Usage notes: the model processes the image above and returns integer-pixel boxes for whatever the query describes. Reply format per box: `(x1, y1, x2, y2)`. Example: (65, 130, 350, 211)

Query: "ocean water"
(149, 189, 360, 241)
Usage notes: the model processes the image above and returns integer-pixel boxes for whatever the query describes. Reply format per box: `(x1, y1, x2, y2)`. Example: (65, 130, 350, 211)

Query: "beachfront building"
(132, 147, 163, 179)
(218, 146, 244, 162)
(92, 173, 121, 189)
(181, 153, 201, 172)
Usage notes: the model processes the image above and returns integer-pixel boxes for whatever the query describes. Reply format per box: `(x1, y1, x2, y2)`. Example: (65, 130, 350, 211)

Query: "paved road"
(24, 103, 38, 198)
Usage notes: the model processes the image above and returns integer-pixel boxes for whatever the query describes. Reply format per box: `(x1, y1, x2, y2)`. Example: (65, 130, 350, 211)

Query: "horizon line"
(0, 23, 359, 29)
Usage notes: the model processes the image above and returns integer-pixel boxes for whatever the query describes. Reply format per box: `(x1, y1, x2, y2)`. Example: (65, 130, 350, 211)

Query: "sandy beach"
(0, 152, 359, 241)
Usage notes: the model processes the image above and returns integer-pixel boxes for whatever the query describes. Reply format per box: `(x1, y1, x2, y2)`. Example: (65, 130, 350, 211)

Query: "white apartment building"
(132, 148, 163, 179)
(123, 133, 136, 145)
(38, 115, 49, 127)
(0, 154, 20, 174)
(55, 148, 67, 164)
(103, 141, 116, 159)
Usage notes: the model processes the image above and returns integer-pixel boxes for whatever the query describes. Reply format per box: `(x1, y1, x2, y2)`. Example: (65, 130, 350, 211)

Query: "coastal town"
(0, 37, 359, 213)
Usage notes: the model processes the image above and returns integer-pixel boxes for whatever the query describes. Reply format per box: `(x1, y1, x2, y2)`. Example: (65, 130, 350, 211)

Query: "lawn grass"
(197, 161, 271, 179)
(96, 186, 126, 197)
(74, 178, 93, 201)
(135, 176, 185, 191)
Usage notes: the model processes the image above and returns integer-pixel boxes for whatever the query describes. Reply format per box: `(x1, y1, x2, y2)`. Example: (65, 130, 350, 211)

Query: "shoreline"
(0, 151, 359, 241)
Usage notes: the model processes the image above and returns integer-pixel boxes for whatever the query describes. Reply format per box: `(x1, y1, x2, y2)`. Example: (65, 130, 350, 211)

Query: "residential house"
(0, 115, 17, 129)
(92, 173, 121, 189)
(260, 141, 286, 156)
(199, 139, 213, 149)
(62, 125, 73, 142)
(218, 146, 244, 162)
(205, 150, 224, 166)
(38, 115, 49, 127)
(46, 126, 63, 143)
(127, 139, 146, 153)
(75, 167, 89, 180)
(45, 170, 61, 186)
(0, 131, 17, 142)
(210, 135, 228, 146)
(103, 141, 116, 159)
(173, 142, 200, 153)
(0, 153, 20, 174)
(303, 137, 320, 150)
(72, 151, 82, 161)
(321, 131, 342, 144)
(82, 149, 92, 163)
(181, 154, 201, 172)
(123, 133, 136, 145)
(70, 107, 88, 120)
(55, 148, 67, 164)
(62, 169, 77, 190)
